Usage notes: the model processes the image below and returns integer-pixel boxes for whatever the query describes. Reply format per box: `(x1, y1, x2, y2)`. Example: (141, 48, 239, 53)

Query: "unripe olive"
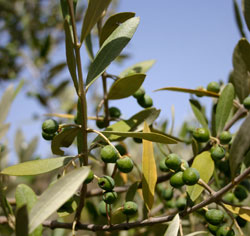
(116, 156, 134, 173)
(207, 81, 220, 93)
(84, 170, 94, 184)
(96, 118, 106, 129)
(133, 87, 145, 99)
(109, 107, 121, 118)
(100, 145, 119, 163)
(98, 176, 115, 191)
(243, 96, 250, 110)
(176, 197, 187, 211)
(103, 191, 118, 204)
(42, 131, 55, 141)
(180, 159, 189, 170)
(219, 131, 232, 145)
(137, 94, 153, 108)
(192, 128, 210, 142)
(42, 119, 59, 134)
(159, 159, 169, 172)
(165, 153, 182, 171)
(195, 86, 205, 97)
(122, 201, 138, 215)
(165, 200, 176, 208)
(222, 192, 235, 203)
(182, 167, 200, 185)
(208, 223, 219, 235)
(211, 145, 226, 161)
(205, 209, 224, 225)
(115, 144, 127, 156)
(170, 172, 185, 188)
(233, 185, 248, 201)
(161, 189, 173, 201)
(216, 225, 235, 236)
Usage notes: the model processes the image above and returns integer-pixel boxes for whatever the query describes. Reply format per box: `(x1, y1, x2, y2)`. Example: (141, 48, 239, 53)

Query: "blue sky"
(4, 0, 247, 163)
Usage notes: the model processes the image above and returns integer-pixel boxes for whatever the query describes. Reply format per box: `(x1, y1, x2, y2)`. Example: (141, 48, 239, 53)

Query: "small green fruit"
(98, 176, 115, 191)
(122, 201, 138, 215)
(137, 94, 153, 108)
(42, 119, 59, 134)
(193, 128, 210, 142)
(103, 191, 118, 204)
(115, 144, 127, 156)
(182, 167, 200, 185)
(161, 189, 173, 201)
(243, 96, 250, 110)
(96, 118, 106, 129)
(84, 170, 94, 184)
(98, 200, 109, 216)
(42, 131, 55, 141)
(159, 159, 169, 172)
(219, 131, 232, 145)
(165, 200, 176, 208)
(116, 156, 134, 173)
(180, 159, 189, 170)
(176, 197, 187, 211)
(165, 153, 182, 171)
(133, 87, 145, 99)
(233, 185, 248, 201)
(207, 81, 220, 93)
(205, 209, 224, 225)
(100, 145, 119, 163)
(133, 137, 142, 143)
(216, 225, 235, 236)
(170, 172, 185, 188)
(109, 107, 121, 118)
(222, 192, 235, 203)
(211, 145, 226, 161)
(208, 224, 219, 235)
(196, 86, 205, 97)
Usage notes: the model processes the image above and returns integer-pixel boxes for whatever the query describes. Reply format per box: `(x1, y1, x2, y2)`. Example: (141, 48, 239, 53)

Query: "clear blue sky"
(5, 0, 246, 163)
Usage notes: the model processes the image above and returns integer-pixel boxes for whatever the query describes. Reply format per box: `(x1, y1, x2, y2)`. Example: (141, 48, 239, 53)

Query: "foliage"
(0, 0, 250, 235)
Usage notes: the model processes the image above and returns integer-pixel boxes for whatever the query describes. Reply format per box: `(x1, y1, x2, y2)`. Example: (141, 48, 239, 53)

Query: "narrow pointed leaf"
(86, 17, 140, 89)
(215, 83, 234, 135)
(0, 85, 14, 124)
(51, 127, 81, 155)
(1, 156, 74, 176)
(231, 39, 250, 102)
(64, 20, 78, 92)
(223, 204, 250, 222)
(233, 0, 246, 37)
(243, 0, 250, 32)
(16, 205, 28, 236)
(142, 122, 157, 210)
(155, 87, 219, 98)
(120, 59, 156, 77)
(164, 214, 180, 236)
(101, 131, 178, 144)
(189, 99, 208, 129)
(187, 151, 214, 201)
(126, 182, 140, 201)
(85, 34, 94, 61)
(80, 0, 111, 43)
(29, 167, 90, 234)
(185, 232, 208, 236)
(100, 12, 136, 46)
(94, 108, 160, 142)
(108, 74, 146, 99)
(229, 114, 250, 178)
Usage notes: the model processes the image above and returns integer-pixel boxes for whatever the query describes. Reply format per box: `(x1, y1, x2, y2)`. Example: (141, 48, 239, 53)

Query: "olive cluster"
(96, 106, 121, 129)
(41, 119, 59, 141)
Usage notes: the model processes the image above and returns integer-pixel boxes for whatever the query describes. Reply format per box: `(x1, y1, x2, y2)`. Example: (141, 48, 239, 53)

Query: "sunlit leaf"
(231, 39, 250, 102)
(29, 167, 89, 234)
(189, 99, 208, 129)
(155, 87, 219, 98)
(64, 20, 78, 92)
(164, 214, 180, 236)
(16, 205, 28, 236)
(223, 204, 250, 222)
(243, 0, 250, 32)
(187, 151, 214, 201)
(120, 59, 156, 78)
(215, 83, 234, 135)
(233, 0, 246, 37)
(1, 156, 74, 176)
(86, 17, 140, 89)
(108, 73, 146, 99)
(85, 34, 94, 61)
(51, 126, 81, 155)
(80, 0, 111, 43)
(100, 12, 135, 46)
(142, 122, 157, 210)
(229, 114, 250, 178)
(0, 85, 14, 124)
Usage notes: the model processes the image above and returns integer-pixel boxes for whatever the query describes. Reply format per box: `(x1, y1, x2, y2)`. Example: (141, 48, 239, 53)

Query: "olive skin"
(216, 225, 235, 236)
(165, 153, 182, 171)
(84, 170, 94, 184)
(176, 197, 187, 211)
(115, 144, 127, 156)
(219, 131, 232, 145)
(42, 131, 55, 141)
(211, 145, 226, 161)
(100, 145, 119, 163)
(103, 191, 118, 204)
(42, 119, 59, 134)
(122, 201, 138, 215)
(133, 87, 145, 99)
(161, 189, 173, 201)
(116, 156, 134, 173)
(109, 107, 121, 118)
(243, 96, 250, 110)
(205, 209, 224, 225)
(207, 81, 220, 93)
(170, 172, 185, 188)
(96, 118, 106, 129)
(159, 159, 169, 172)
(233, 185, 248, 201)
(192, 128, 210, 143)
(98, 176, 115, 191)
(182, 168, 200, 185)
(137, 94, 153, 108)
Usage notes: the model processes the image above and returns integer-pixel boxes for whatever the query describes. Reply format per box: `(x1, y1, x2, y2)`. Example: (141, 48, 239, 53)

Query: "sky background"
(4, 0, 247, 163)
